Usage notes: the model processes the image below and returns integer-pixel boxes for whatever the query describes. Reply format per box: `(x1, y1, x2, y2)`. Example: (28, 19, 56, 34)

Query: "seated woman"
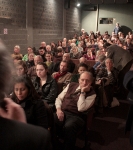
(95, 58, 119, 111)
(11, 76, 48, 129)
(45, 52, 54, 75)
(71, 63, 88, 83)
(70, 46, 81, 59)
(33, 62, 58, 105)
(14, 60, 27, 77)
(84, 48, 95, 60)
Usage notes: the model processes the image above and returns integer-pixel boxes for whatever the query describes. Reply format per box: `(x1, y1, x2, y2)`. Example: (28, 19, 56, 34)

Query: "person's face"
(34, 57, 43, 66)
(78, 66, 87, 74)
(16, 65, 25, 76)
(28, 53, 34, 61)
(79, 73, 92, 89)
(36, 64, 47, 78)
(14, 82, 29, 101)
(105, 59, 113, 68)
(46, 46, 51, 51)
(39, 49, 45, 55)
(127, 39, 131, 44)
(60, 62, 67, 73)
(27, 48, 33, 54)
(63, 54, 69, 61)
(14, 48, 20, 53)
(45, 54, 51, 61)
(41, 42, 46, 47)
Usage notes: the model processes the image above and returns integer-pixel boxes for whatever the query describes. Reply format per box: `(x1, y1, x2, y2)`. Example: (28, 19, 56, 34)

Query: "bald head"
(79, 57, 87, 64)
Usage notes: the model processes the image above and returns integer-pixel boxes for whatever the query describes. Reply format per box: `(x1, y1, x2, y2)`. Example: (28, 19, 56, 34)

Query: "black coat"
(0, 117, 52, 150)
(20, 98, 48, 129)
(33, 75, 58, 104)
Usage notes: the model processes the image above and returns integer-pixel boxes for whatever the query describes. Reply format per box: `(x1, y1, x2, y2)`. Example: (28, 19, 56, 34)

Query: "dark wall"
(0, 0, 81, 54)
(0, 0, 27, 53)
(81, 3, 133, 35)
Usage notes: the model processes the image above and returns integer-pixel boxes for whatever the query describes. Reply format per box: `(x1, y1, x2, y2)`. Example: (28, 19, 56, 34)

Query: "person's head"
(87, 49, 92, 55)
(116, 22, 119, 27)
(14, 45, 20, 54)
(27, 47, 33, 54)
(38, 47, 45, 55)
(12, 76, 39, 102)
(0, 42, 14, 99)
(36, 62, 48, 78)
(62, 53, 70, 61)
(71, 46, 78, 53)
(79, 57, 87, 64)
(79, 71, 93, 88)
(40, 41, 46, 47)
(81, 29, 85, 33)
(13, 56, 22, 64)
(78, 63, 88, 74)
(126, 38, 131, 44)
(46, 45, 51, 52)
(34, 55, 43, 66)
(28, 52, 34, 61)
(98, 55, 106, 63)
(45, 52, 52, 62)
(15, 60, 27, 76)
(57, 47, 64, 56)
(59, 61, 68, 73)
(105, 58, 113, 68)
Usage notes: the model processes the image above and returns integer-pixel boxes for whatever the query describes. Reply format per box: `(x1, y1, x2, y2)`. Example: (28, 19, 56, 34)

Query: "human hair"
(60, 60, 69, 68)
(11, 76, 40, 103)
(98, 55, 106, 62)
(78, 63, 88, 70)
(105, 58, 113, 64)
(15, 60, 27, 73)
(80, 71, 94, 82)
(36, 62, 48, 70)
(0, 42, 14, 100)
(14, 45, 20, 50)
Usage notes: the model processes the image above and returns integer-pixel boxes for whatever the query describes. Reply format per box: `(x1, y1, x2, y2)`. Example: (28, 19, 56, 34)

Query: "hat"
(123, 71, 133, 103)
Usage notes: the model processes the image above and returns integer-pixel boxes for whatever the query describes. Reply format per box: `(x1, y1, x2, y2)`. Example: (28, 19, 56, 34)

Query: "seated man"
(95, 58, 119, 110)
(53, 53, 75, 73)
(54, 71, 96, 150)
(52, 60, 72, 85)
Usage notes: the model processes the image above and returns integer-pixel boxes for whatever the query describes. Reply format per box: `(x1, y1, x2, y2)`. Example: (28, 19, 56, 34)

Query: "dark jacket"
(0, 117, 52, 150)
(19, 98, 48, 129)
(33, 74, 58, 104)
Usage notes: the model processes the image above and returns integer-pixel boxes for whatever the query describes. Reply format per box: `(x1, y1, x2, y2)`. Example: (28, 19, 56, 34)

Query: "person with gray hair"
(0, 42, 52, 150)
(95, 58, 119, 111)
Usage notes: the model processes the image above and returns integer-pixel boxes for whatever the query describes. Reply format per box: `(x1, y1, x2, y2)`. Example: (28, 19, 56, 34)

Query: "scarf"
(54, 71, 67, 81)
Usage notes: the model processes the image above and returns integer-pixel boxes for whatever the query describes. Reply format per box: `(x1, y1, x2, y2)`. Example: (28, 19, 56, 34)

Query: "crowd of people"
(0, 25, 133, 149)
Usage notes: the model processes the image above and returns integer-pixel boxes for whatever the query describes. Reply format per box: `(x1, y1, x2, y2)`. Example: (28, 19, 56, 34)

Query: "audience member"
(33, 62, 58, 105)
(22, 47, 33, 61)
(54, 71, 96, 150)
(11, 45, 23, 60)
(11, 76, 48, 129)
(52, 61, 72, 85)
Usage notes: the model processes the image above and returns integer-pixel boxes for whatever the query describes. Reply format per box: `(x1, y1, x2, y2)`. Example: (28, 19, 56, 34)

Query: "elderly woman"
(70, 46, 81, 59)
